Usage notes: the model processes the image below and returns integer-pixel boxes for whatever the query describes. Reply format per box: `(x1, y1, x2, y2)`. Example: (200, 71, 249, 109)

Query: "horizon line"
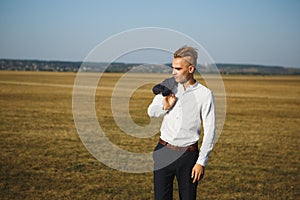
(0, 58, 298, 69)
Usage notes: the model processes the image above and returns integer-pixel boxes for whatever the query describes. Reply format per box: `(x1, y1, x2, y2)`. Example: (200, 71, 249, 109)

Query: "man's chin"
(174, 77, 180, 82)
(174, 78, 185, 84)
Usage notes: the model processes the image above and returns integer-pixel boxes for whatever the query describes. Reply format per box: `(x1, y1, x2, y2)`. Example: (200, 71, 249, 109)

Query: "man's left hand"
(191, 164, 205, 183)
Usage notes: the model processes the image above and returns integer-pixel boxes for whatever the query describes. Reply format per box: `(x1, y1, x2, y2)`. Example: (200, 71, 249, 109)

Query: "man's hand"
(191, 164, 205, 183)
(163, 94, 176, 110)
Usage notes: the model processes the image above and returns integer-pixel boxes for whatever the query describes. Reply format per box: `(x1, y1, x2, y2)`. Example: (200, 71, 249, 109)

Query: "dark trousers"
(153, 142, 199, 200)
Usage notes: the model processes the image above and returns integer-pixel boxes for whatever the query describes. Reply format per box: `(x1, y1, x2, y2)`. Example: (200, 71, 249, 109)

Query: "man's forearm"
(197, 92, 216, 166)
(148, 94, 168, 118)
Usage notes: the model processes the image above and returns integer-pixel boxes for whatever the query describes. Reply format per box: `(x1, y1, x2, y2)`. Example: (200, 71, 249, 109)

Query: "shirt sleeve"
(196, 91, 216, 166)
(147, 94, 168, 118)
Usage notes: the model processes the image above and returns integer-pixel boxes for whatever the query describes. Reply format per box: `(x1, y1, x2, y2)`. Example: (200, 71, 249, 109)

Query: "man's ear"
(188, 65, 195, 73)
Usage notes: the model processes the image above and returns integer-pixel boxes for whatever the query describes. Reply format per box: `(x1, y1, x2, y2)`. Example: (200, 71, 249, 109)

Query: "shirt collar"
(179, 81, 199, 91)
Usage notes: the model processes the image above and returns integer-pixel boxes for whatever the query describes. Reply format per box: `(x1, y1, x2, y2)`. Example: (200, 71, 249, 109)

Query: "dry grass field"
(0, 71, 299, 199)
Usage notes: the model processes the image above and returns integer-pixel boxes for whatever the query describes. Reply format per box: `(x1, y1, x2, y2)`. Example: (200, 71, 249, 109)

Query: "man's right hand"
(163, 94, 177, 110)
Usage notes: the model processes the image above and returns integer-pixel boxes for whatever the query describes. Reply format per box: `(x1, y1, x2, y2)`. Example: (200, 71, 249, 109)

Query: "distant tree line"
(215, 63, 300, 75)
(0, 59, 299, 75)
(0, 59, 81, 72)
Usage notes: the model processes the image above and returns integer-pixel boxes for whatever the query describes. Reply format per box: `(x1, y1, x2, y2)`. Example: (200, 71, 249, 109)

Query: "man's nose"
(172, 68, 176, 75)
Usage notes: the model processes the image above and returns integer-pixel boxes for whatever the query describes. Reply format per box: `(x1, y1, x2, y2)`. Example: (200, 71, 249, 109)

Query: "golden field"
(0, 71, 299, 199)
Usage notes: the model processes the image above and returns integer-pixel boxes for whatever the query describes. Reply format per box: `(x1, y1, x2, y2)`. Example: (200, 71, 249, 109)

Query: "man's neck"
(183, 77, 196, 90)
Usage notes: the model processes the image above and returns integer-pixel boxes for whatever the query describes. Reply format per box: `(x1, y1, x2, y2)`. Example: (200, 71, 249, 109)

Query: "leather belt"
(159, 138, 198, 152)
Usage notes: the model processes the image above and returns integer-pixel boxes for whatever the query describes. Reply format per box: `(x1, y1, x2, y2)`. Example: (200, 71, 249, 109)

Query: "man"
(148, 46, 216, 200)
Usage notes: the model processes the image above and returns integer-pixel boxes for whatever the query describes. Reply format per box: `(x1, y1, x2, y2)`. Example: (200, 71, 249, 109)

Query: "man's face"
(172, 57, 193, 83)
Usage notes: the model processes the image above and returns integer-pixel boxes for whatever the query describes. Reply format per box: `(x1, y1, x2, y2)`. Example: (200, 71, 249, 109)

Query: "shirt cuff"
(196, 156, 207, 167)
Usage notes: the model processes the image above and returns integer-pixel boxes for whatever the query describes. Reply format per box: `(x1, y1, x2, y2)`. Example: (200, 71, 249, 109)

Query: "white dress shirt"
(148, 80, 216, 166)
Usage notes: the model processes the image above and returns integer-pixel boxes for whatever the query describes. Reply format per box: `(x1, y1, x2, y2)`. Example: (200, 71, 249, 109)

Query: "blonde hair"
(174, 46, 198, 67)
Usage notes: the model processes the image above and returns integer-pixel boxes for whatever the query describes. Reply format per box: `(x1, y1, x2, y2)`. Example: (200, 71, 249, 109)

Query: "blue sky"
(0, 0, 300, 67)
